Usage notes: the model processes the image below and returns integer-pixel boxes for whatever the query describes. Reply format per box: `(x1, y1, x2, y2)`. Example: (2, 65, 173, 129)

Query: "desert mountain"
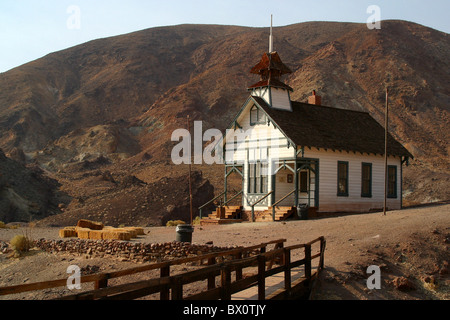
(0, 149, 67, 222)
(0, 20, 448, 224)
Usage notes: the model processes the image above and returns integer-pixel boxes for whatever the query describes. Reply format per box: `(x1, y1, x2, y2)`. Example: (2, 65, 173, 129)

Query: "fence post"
(284, 248, 291, 299)
(171, 276, 183, 300)
(220, 265, 232, 300)
(160, 264, 170, 300)
(207, 257, 216, 290)
(260, 245, 266, 254)
(319, 237, 326, 271)
(257, 255, 266, 300)
(305, 244, 312, 280)
(94, 278, 108, 290)
(235, 252, 243, 281)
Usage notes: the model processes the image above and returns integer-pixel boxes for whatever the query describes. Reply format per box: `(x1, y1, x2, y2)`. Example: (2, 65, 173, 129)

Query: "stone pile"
(0, 240, 9, 254)
(34, 238, 242, 263)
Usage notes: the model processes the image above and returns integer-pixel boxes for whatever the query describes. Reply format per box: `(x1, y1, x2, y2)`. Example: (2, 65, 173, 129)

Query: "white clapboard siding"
(226, 100, 295, 210)
(226, 101, 293, 164)
(304, 148, 402, 212)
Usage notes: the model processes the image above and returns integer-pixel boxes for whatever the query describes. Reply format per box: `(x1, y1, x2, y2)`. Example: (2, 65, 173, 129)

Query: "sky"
(0, 0, 449, 73)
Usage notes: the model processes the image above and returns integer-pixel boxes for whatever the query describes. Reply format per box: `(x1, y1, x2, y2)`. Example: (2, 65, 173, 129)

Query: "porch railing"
(198, 191, 226, 219)
(271, 189, 296, 221)
(249, 191, 274, 222)
(223, 191, 243, 207)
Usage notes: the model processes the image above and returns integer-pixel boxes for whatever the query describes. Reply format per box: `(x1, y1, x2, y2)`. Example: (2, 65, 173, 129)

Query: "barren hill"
(0, 20, 448, 224)
(0, 149, 67, 222)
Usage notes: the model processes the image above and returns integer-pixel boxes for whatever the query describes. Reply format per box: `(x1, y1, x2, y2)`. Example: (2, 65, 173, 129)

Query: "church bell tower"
(248, 15, 293, 111)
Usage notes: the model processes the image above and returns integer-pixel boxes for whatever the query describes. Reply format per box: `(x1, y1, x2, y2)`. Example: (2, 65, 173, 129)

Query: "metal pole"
(384, 88, 389, 216)
(187, 116, 193, 225)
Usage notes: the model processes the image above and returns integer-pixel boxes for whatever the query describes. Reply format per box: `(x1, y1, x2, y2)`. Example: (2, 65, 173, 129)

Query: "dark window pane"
(338, 162, 348, 196)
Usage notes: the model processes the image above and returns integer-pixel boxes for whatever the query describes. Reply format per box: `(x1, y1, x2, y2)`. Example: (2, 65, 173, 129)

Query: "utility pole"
(187, 116, 193, 225)
(383, 87, 389, 216)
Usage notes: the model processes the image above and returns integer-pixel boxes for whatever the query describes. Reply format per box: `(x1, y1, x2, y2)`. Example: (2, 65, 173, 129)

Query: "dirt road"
(1, 203, 449, 300)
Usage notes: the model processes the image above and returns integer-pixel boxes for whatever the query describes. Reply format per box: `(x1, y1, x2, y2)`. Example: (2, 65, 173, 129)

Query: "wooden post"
(220, 265, 232, 300)
(235, 252, 243, 281)
(294, 154, 299, 209)
(305, 244, 312, 280)
(207, 257, 216, 290)
(187, 115, 193, 225)
(224, 167, 228, 205)
(94, 279, 108, 290)
(171, 276, 183, 300)
(319, 237, 326, 271)
(160, 264, 170, 300)
(384, 88, 389, 216)
(284, 248, 291, 298)
(257, 255, 266, 300)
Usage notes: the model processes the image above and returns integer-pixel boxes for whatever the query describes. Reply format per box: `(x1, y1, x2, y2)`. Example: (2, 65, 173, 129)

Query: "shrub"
(0, 221, 6, 229)
(166, 220, 186, 227)
(192, 216, 202, 225)
(10, 235, 32, 253)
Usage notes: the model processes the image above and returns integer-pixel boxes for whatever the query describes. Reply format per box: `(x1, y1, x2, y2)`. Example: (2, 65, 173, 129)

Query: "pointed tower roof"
(248, 52, 293, 91)
(250, 51, 292, 76)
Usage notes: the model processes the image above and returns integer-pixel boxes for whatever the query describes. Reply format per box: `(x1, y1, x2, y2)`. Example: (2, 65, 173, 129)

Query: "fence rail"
(0, 239, 286, 298)
(0, 237, 325, 300)
(62, 236, 325, 300)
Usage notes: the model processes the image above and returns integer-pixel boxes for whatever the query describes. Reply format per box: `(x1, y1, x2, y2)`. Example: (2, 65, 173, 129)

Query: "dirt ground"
(0, 203, 449, 300)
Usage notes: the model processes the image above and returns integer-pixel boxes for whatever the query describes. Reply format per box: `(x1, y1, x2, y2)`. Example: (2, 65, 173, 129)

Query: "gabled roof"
(251, 96, 413, 159)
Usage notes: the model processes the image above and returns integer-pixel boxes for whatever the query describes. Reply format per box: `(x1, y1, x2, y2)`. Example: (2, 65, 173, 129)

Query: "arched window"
(250, 105, 266, 126)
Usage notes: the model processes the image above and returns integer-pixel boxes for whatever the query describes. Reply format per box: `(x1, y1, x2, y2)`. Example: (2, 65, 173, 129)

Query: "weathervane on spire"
(269, 14, 274, 53)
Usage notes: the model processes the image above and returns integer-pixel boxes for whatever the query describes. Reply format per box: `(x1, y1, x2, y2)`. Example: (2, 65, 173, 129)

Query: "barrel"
(176, 224, 194, 243)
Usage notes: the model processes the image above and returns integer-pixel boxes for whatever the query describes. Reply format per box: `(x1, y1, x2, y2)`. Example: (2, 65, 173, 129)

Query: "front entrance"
(272, 159, 319, 209)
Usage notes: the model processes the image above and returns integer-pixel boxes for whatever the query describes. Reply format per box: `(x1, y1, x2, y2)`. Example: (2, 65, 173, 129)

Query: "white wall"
(224, 100, 295, 210)
(304, 148, 402, 212)
(223, 98, 404, 214)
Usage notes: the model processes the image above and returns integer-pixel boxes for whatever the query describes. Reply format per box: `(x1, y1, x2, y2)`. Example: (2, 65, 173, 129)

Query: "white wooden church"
(200, 26, 412, 223)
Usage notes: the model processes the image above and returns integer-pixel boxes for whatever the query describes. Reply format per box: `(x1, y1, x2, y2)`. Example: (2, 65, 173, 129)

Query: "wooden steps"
(201, 206, 296, 223)
(201, 206, 243, 225)
(200, 219, 243, 226)
(255, 207, 296, 222)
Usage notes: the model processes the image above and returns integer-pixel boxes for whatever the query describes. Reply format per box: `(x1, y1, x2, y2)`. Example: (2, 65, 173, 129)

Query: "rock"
(421, 275, 436, 284)
(392, 276, 416, 291)
(439, 262, 449, 275)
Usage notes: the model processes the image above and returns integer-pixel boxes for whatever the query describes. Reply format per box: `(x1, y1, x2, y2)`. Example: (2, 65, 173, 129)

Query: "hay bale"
(59, 229, 77, 238)
(76, 219, 104, 230)
(116, 232, 132, 241)
(134, 227, 145, 235)
(121, 228, 138, 238)
(102, 230, 131, 241)
(77, 228, 91, 239)
(89, 230, 104, 240)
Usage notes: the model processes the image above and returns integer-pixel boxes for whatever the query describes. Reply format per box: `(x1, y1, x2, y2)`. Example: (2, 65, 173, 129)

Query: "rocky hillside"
(0, 20, 448, 223)
(0, 149, 68, 223)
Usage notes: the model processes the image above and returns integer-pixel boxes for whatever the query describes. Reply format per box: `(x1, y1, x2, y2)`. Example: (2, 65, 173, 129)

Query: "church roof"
(250, 52, 292, 75)
(247, 78, 293, 91)
(251, 96, 413, 159)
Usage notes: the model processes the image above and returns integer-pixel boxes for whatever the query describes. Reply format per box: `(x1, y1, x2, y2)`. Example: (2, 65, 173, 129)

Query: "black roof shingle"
(252, 96, 413, 158)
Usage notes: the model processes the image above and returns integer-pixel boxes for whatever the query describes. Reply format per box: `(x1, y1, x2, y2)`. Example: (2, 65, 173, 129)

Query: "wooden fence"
(1, 237, 326, 300)
(0, 239, 286, 298)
